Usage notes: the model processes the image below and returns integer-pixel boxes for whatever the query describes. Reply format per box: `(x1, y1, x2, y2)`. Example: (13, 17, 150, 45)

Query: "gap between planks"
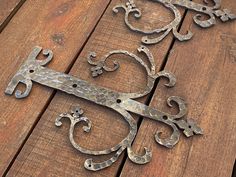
(115, 7, 190, 177)
(4, 0, 189, 176)
(2, 0, 113, 176)
(119, 0, 235, 177)
(0, 0, 27, 33)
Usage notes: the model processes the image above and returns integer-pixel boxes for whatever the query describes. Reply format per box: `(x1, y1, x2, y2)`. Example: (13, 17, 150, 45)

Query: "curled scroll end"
(88, 51, 121, 77)
(5, 75, 32, 99)
(15, 90, 24, 98)
(112, 5, 126, 14)
(155, 71, 176, 88)
(55, 113, 72, 127)
(193, 14, 216, 28)
(203, 0, 221, 9)
(173, 28, 193, 42)
(112, 7, 119, 13)
(103, 60, 120, 72)
(15, 89, 29, 99)
(55, 116, 63, 127)
(14, 80, 33, 99)
(127, 147, 152, 164)
(83, 125, 91, 133)
(39, 49, 53, 66)
(78, 117, 92, 133)
(155, 129, 180, 148)
(29, 47, 53, 66)
(167, 96, 186, 108)
(133, 9, 142, 18)
(167, 96, 187, 119)
(87, 52, 97, 65)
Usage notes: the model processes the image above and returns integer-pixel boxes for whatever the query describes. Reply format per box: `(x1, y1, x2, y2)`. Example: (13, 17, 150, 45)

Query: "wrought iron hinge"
(113, 0, 236, 44)
(5, 46, 203, 171)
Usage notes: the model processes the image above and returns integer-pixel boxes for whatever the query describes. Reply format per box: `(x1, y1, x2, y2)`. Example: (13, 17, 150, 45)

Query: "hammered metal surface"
(5, 46, 203, 171)
(113, 0, 236, 44)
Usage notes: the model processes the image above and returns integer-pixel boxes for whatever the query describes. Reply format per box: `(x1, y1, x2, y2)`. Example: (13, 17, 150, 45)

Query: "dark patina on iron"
(5, 46, 203, 171)
(114, 0, 236, 44)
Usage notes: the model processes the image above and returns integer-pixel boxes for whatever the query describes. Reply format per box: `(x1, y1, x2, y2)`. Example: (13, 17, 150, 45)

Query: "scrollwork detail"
(4, 46, 53, 98)
(6, 46, 203, 171)
(79, 47, 204, 170)
(113, 0, 236, 44)
(56, 106, 141, 171)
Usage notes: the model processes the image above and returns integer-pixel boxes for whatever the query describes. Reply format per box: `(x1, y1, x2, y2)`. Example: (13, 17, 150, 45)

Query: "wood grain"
(0, 0, 111, 175)
(5, 0, 186, 176)
(120, 0, 236, 177)
(0, 0, 26, 32)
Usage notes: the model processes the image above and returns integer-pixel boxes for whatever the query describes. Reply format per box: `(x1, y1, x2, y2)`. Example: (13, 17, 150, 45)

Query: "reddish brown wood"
(5, 0, 185, 176)
(0, 0, 111, 175)
(0, 0, 26, 32)
(120, 0, 236, 177)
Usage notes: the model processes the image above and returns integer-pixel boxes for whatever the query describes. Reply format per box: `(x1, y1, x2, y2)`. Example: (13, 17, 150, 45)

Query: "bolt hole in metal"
(72, 84, 78, 88)
(113, 0, 236, 45)
(5, 46, 204, 171)
(163, 115, 168, 120)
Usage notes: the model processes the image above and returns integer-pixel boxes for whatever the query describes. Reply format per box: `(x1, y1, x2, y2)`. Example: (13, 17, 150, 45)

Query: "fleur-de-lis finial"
(5, 46, 203, 171)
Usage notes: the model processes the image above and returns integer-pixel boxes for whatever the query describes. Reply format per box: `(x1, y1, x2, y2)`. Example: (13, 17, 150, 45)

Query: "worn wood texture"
(0, 0, 111, 175)
(5, 0, 186, 176)
(120, 0, 236, 177)
(0, 0, 26, 32)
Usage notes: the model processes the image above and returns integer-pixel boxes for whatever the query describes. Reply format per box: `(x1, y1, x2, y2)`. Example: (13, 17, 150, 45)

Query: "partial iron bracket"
(5, 46, 203, 171)
(113, 0, 236, 44)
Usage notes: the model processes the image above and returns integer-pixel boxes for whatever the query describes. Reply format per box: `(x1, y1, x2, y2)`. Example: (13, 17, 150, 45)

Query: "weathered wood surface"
(0, 0, 111, 175)
(0, 0, 26, 32)
(4, 0, 185, 176)
(120, 0, 236, 176)
(0, 0, 235, 176)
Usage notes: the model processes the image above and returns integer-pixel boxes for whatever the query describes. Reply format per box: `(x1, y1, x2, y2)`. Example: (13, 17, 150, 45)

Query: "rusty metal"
(113, 0, 236, 44)
(5, 46, 203, 171)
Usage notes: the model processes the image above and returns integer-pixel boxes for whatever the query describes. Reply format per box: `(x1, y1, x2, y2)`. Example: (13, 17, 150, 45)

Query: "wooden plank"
(0, 0, 26, 32)
(0, 0, 111, 175)
(5, 0, 186, 176)
(120, 0, 236, 177)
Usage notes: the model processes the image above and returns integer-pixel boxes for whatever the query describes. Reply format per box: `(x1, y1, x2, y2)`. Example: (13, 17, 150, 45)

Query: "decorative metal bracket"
(113, 0, 236, 44)
(5, 46, 203, 171)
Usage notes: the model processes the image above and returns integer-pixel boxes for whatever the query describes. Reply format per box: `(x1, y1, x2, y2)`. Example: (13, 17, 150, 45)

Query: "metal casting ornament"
(5, 46, 203, 171)
(113, 0, 236, 44)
